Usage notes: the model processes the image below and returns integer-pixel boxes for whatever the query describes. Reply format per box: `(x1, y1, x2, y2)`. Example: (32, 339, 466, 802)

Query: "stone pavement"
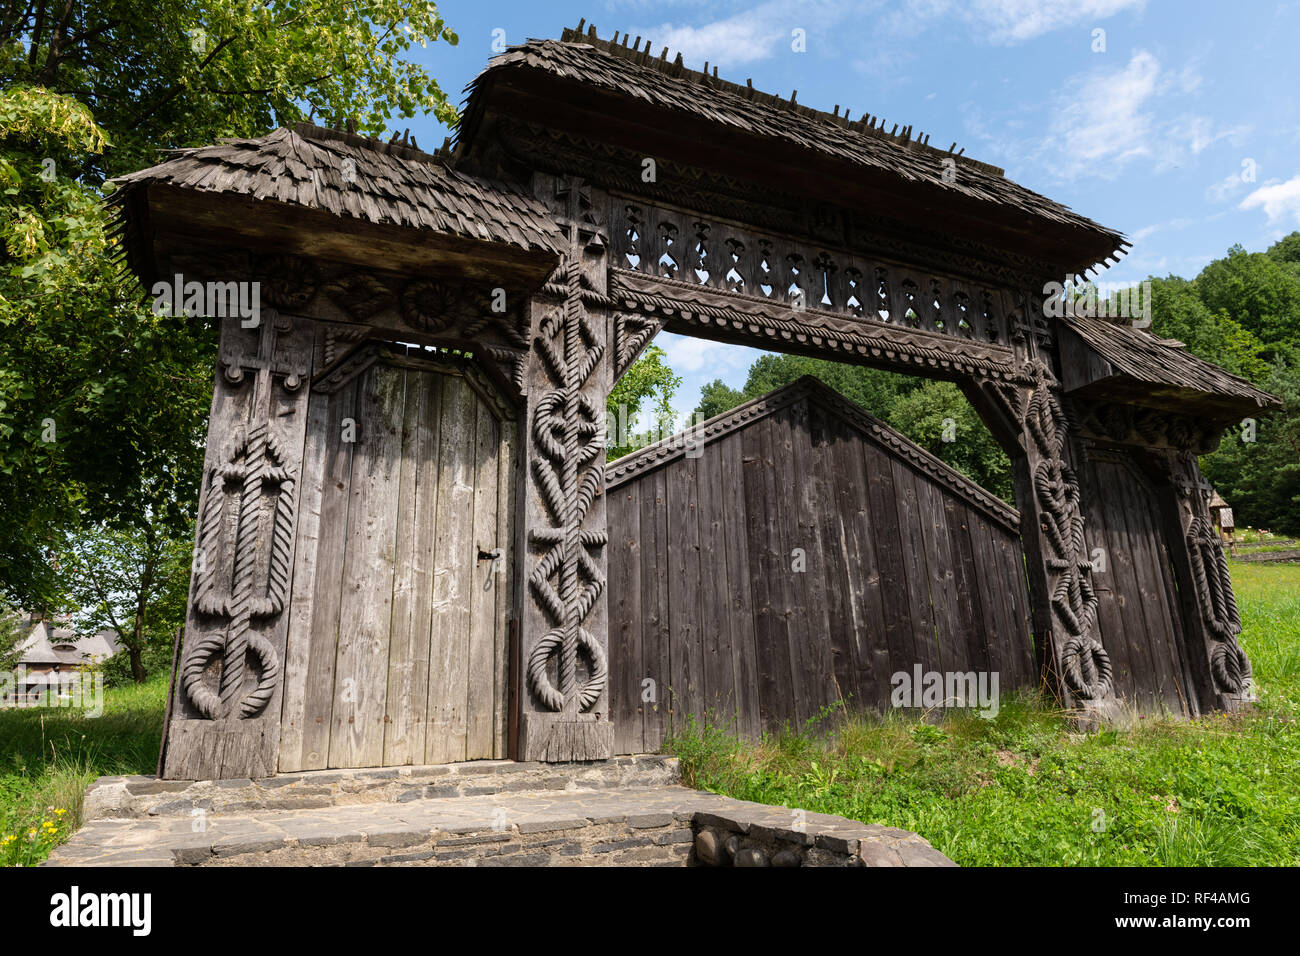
(44, 758, 955, 868)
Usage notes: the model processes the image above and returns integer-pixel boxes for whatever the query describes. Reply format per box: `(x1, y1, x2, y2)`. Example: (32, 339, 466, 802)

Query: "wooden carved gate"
(278, 344, 516, 770)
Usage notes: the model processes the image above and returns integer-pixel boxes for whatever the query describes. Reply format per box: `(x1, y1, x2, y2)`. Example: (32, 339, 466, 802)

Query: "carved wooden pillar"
(516, 174, 616, 760)
(1150, 449, 1254, 711)
(164, 308, 314, 779)
(965, 293, 1118, 721)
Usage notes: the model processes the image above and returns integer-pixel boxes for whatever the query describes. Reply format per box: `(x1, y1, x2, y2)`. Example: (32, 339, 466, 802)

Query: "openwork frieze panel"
(608, 198, 1026, 351)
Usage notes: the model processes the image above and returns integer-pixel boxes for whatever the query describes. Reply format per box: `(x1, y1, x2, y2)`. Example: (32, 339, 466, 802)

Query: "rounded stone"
(771, 849, 802, 868)
(734, 847, 769, 867)
(695, 829, 724, 866)
(724, 835, 741, 862)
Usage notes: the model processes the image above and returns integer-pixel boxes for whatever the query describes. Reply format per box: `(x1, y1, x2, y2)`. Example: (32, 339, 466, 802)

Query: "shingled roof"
(1061, 314, 1279, 412)
(459, 24, 1127, 271)
(110, 123, 564, 256)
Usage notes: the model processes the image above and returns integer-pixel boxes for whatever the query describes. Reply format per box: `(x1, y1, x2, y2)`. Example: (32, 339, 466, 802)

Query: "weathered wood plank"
(641, 466, 671, 749)
(665, 447, 702, 733)
(609, 484, 643, 755)
(834, 414, 891, 712)
(786, 400, 838, 721)
(493, 411, 516, 758)
(380, 364, 425, 766)
(425, 373, 477, 764)
(466, 394, 502, 759)
(696, 436, 738, 729)
(328, 363, 404, 769)
(277, 353, 332, 773)
(718, 431, 760, 739)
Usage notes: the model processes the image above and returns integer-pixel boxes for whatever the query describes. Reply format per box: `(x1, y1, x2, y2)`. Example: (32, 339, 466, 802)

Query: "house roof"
(1060, 314, 1279, 414)
(16, 621, 122, 666)
(458, 25, 1127, 272)
(605, 375, 1019, 530)
(109, 124, 565, 257)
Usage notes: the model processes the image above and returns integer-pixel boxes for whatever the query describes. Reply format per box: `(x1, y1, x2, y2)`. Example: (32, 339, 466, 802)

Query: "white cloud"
(878, 0, 1144, 44)
(1206, 171, 1247, 203)
(1240, 175, 1300, 226)
(1039, 51, 1247, 180)
(964, 0, 1147, 44)
(628, 0, 863, 68)
(1043, 50, 1160, 179)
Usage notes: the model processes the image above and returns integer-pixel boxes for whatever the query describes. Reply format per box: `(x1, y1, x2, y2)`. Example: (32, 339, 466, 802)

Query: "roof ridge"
(604, 374, 1020, 528)
(556, 22, 1004, 177)
(290, 121, 454, 165)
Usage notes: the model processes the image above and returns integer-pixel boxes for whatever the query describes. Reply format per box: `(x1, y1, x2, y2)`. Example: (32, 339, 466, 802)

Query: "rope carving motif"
(183, 422, 293, 719)
(1023, 364, 1112, 701)
(1186, 513, 1251, 694)
(527, 258, 609, 713)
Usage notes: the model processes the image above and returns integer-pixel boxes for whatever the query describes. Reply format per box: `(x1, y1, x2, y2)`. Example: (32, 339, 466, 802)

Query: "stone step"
(47, 783, 956, 868)
(83, 755, 679, 820)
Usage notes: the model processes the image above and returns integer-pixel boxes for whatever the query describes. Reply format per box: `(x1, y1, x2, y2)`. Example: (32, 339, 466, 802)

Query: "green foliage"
(666, 561, 1300, 866)
(1, 3, 462, 608)
(607, 343, 682, 460)
(889, 380, 1014, 501)
(1194, 244, 1300, 350)
(0, 87, 215, 606)
(58, 521, 191, 683)
(1201, 358, 1300, 537)
(694, 379, 746, 421)
(0, 603, 24, 669)
(1, 1, 461, 181)
(1148, 276, 1269, 380)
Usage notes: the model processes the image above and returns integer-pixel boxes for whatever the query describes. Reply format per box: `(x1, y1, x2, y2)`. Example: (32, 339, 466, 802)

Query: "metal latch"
(478, 548, 503, 590)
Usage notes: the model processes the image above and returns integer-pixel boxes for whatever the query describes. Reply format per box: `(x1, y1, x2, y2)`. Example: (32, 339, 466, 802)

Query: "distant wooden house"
(3, 615, 120, 706)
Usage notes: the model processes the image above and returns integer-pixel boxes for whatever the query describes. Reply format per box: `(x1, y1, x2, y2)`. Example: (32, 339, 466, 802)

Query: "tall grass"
(0, 673, 166, 866)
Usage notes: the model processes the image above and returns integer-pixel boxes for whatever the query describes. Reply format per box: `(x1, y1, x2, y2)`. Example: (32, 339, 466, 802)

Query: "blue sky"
(402, 0, 1300, 423)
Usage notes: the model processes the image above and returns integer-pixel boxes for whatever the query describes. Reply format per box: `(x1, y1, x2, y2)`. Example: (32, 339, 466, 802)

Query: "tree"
(741, 353, 918, 414)
(607, 343, 681, 460)
(889, 380, 1014, 501)
(1, 0, 460, 181)
(58, 518, 191, 683)
(0, 603, 25, 670)
(694, 379, 746, 421)
(0, 87, 214, 606)
(1195, 244, 1300, 350)
(1200, 355, 1300, 537)
(1147, 276, 1269, 380)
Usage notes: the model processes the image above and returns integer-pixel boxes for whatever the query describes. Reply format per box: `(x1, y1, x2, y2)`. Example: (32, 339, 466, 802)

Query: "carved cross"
(219, 310, 307, 402)
(552, 176, 607, 251)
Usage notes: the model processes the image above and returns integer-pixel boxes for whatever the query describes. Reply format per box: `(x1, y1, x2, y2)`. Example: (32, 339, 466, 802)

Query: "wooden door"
(279, 347, 515, 770)
(1083, 446, 1191, 716)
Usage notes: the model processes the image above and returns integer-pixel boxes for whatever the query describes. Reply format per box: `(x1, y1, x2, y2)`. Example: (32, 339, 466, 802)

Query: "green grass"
(666, 561, 1300, 866)
(0, 674, 166, 866)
